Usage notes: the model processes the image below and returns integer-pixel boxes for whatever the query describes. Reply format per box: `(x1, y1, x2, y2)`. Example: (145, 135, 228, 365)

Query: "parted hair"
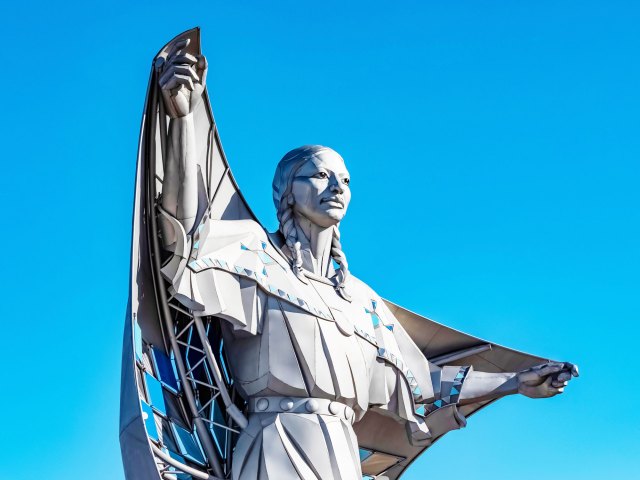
(272, 145, 351, 300)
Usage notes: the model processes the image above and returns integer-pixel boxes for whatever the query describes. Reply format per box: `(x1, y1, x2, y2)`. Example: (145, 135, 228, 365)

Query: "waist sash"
(248, 396, 356, 424)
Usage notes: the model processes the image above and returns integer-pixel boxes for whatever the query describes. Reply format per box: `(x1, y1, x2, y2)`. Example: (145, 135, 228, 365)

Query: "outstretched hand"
(518, 361, 579, 399)
(157, 38, 208, 118)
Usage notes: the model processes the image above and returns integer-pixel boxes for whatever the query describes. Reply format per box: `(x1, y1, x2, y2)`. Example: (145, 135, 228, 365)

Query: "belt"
(248, 396, 356, 424)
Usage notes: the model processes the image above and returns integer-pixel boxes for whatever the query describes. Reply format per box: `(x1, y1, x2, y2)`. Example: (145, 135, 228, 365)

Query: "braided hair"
(272, 145, 351, 300)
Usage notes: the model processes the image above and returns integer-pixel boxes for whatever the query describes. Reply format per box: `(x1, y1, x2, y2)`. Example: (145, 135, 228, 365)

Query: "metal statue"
(120, 29, 578, 480)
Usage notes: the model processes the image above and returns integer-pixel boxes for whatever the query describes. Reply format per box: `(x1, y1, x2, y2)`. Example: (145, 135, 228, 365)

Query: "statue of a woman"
(120, 30, 577, 480)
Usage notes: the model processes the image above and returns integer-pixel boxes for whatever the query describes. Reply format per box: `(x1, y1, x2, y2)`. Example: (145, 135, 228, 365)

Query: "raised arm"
(158, 39, 208, 243)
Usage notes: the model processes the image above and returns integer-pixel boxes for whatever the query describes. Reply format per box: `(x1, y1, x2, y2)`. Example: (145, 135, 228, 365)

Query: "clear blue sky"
(1, 1, 638, 479)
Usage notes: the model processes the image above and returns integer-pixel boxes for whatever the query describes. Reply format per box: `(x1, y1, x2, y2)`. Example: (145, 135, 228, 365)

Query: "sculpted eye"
(342, 178, 350, 185)
(315, 172, 329, 179)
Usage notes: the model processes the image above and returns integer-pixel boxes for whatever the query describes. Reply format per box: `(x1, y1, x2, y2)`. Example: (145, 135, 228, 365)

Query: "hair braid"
(331, 225, 351, 301)
(273, 145, 352, 294)
(277, 194, 308, 284)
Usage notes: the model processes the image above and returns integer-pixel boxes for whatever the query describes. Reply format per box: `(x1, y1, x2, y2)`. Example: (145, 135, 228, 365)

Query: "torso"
(170, 219, 428, 480)
(185, 219, 394, 418)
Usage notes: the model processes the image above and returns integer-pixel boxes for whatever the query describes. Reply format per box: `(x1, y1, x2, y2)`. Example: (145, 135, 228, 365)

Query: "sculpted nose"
(329, 176, 343, 194)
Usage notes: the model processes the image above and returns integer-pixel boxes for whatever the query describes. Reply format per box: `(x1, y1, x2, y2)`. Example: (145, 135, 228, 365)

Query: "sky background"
(1, 1, 639, 479)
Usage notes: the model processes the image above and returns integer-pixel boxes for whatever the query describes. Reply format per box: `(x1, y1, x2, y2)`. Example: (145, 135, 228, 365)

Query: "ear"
(287, 193, 295, 206)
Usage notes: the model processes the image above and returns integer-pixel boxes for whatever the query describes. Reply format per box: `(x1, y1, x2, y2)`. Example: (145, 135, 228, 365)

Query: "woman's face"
(291, 150, 351, 228)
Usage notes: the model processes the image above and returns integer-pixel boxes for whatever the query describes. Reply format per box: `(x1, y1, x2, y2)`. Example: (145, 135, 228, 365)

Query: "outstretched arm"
(458, 361, 579, 405)
(158, 39, 208, 241)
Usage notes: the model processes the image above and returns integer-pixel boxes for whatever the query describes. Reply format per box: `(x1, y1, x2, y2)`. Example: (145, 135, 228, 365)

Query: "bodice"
(163, 217, 437, 422)
(219, 274, 382, 416)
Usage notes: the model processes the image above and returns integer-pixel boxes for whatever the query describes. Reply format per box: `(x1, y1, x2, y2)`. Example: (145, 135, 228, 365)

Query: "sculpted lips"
(321, 197, 345, 208)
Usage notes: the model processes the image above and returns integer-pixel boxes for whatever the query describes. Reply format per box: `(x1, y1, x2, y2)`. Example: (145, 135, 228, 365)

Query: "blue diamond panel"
(165, 450, 192, 480)
(359, 448, 373, 462)
(151, 347, 179, 393)
(210, 400, 229, 459)
(258, 251, 275, 265)
(140, 400, 159, 442)
(145, 372, 167, 416)
(366, 310, 380, 327)
(134, 318, 143, 361)
(171, 423, 206, 466)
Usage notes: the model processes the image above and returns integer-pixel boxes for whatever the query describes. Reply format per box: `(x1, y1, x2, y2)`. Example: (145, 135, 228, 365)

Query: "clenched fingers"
(535, 362, 565, 378)
(166, 38, 190, 60)
(557, 371, 572, 382)
(160, 64, 200, 86)
(160, 74, 195, 92)
(196, 55, 207, 85)
(169, 53, 198, 66)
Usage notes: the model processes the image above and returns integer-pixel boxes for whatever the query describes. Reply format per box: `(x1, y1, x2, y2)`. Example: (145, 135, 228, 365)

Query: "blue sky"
(1, 1, 638, 478)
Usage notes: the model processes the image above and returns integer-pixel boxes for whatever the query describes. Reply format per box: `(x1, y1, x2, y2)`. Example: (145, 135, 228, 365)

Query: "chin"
(324, 210, 346, 224)
(311, 211, 344, 228)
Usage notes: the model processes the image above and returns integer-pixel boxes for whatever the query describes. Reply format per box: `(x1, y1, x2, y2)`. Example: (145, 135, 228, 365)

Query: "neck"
(293, 213, 334, 277)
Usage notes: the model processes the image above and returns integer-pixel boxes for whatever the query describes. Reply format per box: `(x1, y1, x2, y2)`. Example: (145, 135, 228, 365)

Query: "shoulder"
(346, 273, 376, 297)
(193, 218, 293, 284)
(208, 218, 267, 239)
(197, 219, 269, 255)
(346, 273, 384, 307)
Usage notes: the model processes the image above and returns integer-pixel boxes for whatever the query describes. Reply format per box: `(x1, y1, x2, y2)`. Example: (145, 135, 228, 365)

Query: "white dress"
(162, 215, 469, 480)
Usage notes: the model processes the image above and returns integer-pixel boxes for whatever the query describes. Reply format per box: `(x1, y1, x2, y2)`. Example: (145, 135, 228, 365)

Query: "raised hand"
(518, 361, 579, 399)
(157, 38, 208, 118)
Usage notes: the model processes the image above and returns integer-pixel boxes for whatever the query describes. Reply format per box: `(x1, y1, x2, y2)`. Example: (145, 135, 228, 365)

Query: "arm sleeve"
(368, 301, 474, 444)
(158, 210, 267, 335)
